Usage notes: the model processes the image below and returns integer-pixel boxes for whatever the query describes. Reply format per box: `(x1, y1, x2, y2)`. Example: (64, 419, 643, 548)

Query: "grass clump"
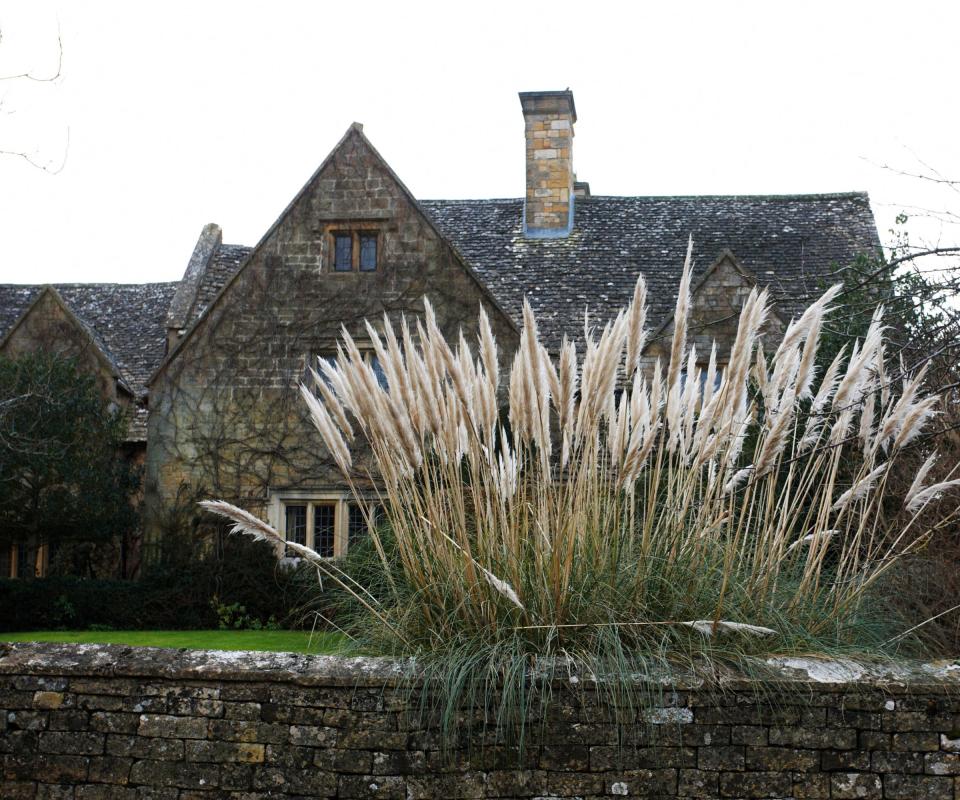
(204, 241, 959, 741)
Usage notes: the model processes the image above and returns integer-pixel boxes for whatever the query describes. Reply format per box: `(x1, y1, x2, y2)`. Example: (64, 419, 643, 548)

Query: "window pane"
(314, 354, 337, 389)
(347, 504, 367, 548)
(369, 354, 388, 389)
(334, 234, 353, 271)
(285, 505, 307, 553)
(359, 234, 377, 271)
(314, 503, 336, 558)
(0, 545, 11, 579)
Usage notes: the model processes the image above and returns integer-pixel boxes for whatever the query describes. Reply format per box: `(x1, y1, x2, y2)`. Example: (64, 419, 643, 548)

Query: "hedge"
(0, 538, 311, 632)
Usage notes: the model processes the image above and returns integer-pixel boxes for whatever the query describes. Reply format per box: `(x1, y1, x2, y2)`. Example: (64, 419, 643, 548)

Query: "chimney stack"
(520, 90, 577, 238)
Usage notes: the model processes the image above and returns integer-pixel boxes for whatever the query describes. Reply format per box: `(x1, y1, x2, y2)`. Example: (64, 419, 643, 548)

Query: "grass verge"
(0, 629, 347, 655)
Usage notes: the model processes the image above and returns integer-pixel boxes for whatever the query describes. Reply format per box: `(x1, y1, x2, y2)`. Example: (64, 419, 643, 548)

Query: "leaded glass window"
(334, 233, 353, 271)
(359, 234, 378, 271)
(285, 505, 307, 554)
(348, 503, 382, 547)
(314, 503, 336, 558)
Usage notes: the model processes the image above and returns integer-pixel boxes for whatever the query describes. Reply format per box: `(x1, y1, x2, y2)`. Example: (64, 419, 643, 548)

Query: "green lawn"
(1, 629, 347, 655)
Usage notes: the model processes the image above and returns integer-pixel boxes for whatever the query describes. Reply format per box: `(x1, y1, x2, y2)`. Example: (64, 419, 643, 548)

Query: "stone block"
(828, 772, 882, 799)
(88, 713, 138, 735)
(697, 745, 744, 771)
(678, 767, 718, 797)
(38, 731, 105, 755)
(730, 724, 766, 745)
(76, 696, 124, 712)
(75, 787, 137, 800)
(883, 772, 954, 799)
(405, 772, 486, 799)
(925, 751, 960, 774)
(33, 692, 65, 710)
(719, 769, 791, 797)
(338, 773, 406, 798)
(48, 710, 92, 733)
(371, 748, 426, 775)
(136, 714, 206, 740)
(872, 750, 923, 773)
(127, 760, 219, 790)
(288, 723, 339, 747)
(769, 724, 857, 749)
(314, 746, 374, 773)
(222, 702, 261, 721)
(821, 749, 871, 771)
(792, 772, 831, 798)
(87, 756, 132, 784)
(745, 745, 818, 771)
(893, 731, 940, 751)
(14, 677, 68, 692)
(8, 710, 47, 731)
(184, 740, 265, 763)
(105, 734, 184, 761)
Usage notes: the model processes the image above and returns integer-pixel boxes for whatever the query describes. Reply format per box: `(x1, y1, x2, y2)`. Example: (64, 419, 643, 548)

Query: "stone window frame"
(267, 490, 380, 560)
(324, 225, 382, 273)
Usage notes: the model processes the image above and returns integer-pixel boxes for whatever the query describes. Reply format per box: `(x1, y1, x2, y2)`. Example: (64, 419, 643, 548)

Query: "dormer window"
(330, 229, 379, 272)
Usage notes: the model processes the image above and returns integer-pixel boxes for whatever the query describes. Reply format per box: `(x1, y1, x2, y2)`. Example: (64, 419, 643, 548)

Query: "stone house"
(0, 90, 882, 571)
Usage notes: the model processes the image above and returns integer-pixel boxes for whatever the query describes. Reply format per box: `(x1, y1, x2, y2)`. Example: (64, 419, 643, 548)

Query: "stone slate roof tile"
(194, 244, 250, 317)
(0, 282, 179, 441)
(419, 193, 882, 348)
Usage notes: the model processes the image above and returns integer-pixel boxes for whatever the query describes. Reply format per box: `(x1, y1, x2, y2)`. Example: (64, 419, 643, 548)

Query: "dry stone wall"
(2, 643, 960, 799)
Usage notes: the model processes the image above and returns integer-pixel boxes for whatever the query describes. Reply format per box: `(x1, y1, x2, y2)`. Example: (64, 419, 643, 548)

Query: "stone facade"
(520, 91, 576, 236)
(4, 643, 960, 799)
(144, 125, 519, 545)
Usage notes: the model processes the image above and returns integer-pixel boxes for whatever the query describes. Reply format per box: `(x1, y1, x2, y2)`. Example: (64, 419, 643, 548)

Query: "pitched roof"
(419, 192, 882, 348)
(186, 192, 881, 351)
(0, 282, 178, 399)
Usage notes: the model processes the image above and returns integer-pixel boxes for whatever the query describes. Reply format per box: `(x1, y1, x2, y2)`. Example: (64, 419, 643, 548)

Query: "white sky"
(0, 1, 958, 285)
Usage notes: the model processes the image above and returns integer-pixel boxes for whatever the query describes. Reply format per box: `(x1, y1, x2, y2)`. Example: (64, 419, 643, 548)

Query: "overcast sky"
(1, 1, 957, 285)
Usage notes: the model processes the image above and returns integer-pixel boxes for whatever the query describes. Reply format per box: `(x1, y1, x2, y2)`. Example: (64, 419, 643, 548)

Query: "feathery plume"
(907, 478, 960, 513)
(680, 620, 778, 638)
(785, 530, 839, 554)
(904, 452, 939, 511)
(624, 274, 648, 379)
(665, 237, 694, 429)
(831, 463, 888, 513)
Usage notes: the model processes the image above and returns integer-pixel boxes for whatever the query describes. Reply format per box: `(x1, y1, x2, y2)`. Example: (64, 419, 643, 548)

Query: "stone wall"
(3, 643, 960, 799)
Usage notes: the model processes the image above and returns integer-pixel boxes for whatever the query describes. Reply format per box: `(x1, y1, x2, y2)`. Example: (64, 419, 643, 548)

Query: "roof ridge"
(421, 191, 870, 204)
(0, 281, 181, 290)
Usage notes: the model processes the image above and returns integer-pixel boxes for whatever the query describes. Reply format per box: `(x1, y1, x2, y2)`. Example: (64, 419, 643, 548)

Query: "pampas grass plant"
(204, 241, 959, 742)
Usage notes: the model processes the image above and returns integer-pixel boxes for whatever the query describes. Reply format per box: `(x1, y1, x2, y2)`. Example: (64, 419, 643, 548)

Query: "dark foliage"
(0, 530, 311, 632)
(0, 352, 140, 573)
